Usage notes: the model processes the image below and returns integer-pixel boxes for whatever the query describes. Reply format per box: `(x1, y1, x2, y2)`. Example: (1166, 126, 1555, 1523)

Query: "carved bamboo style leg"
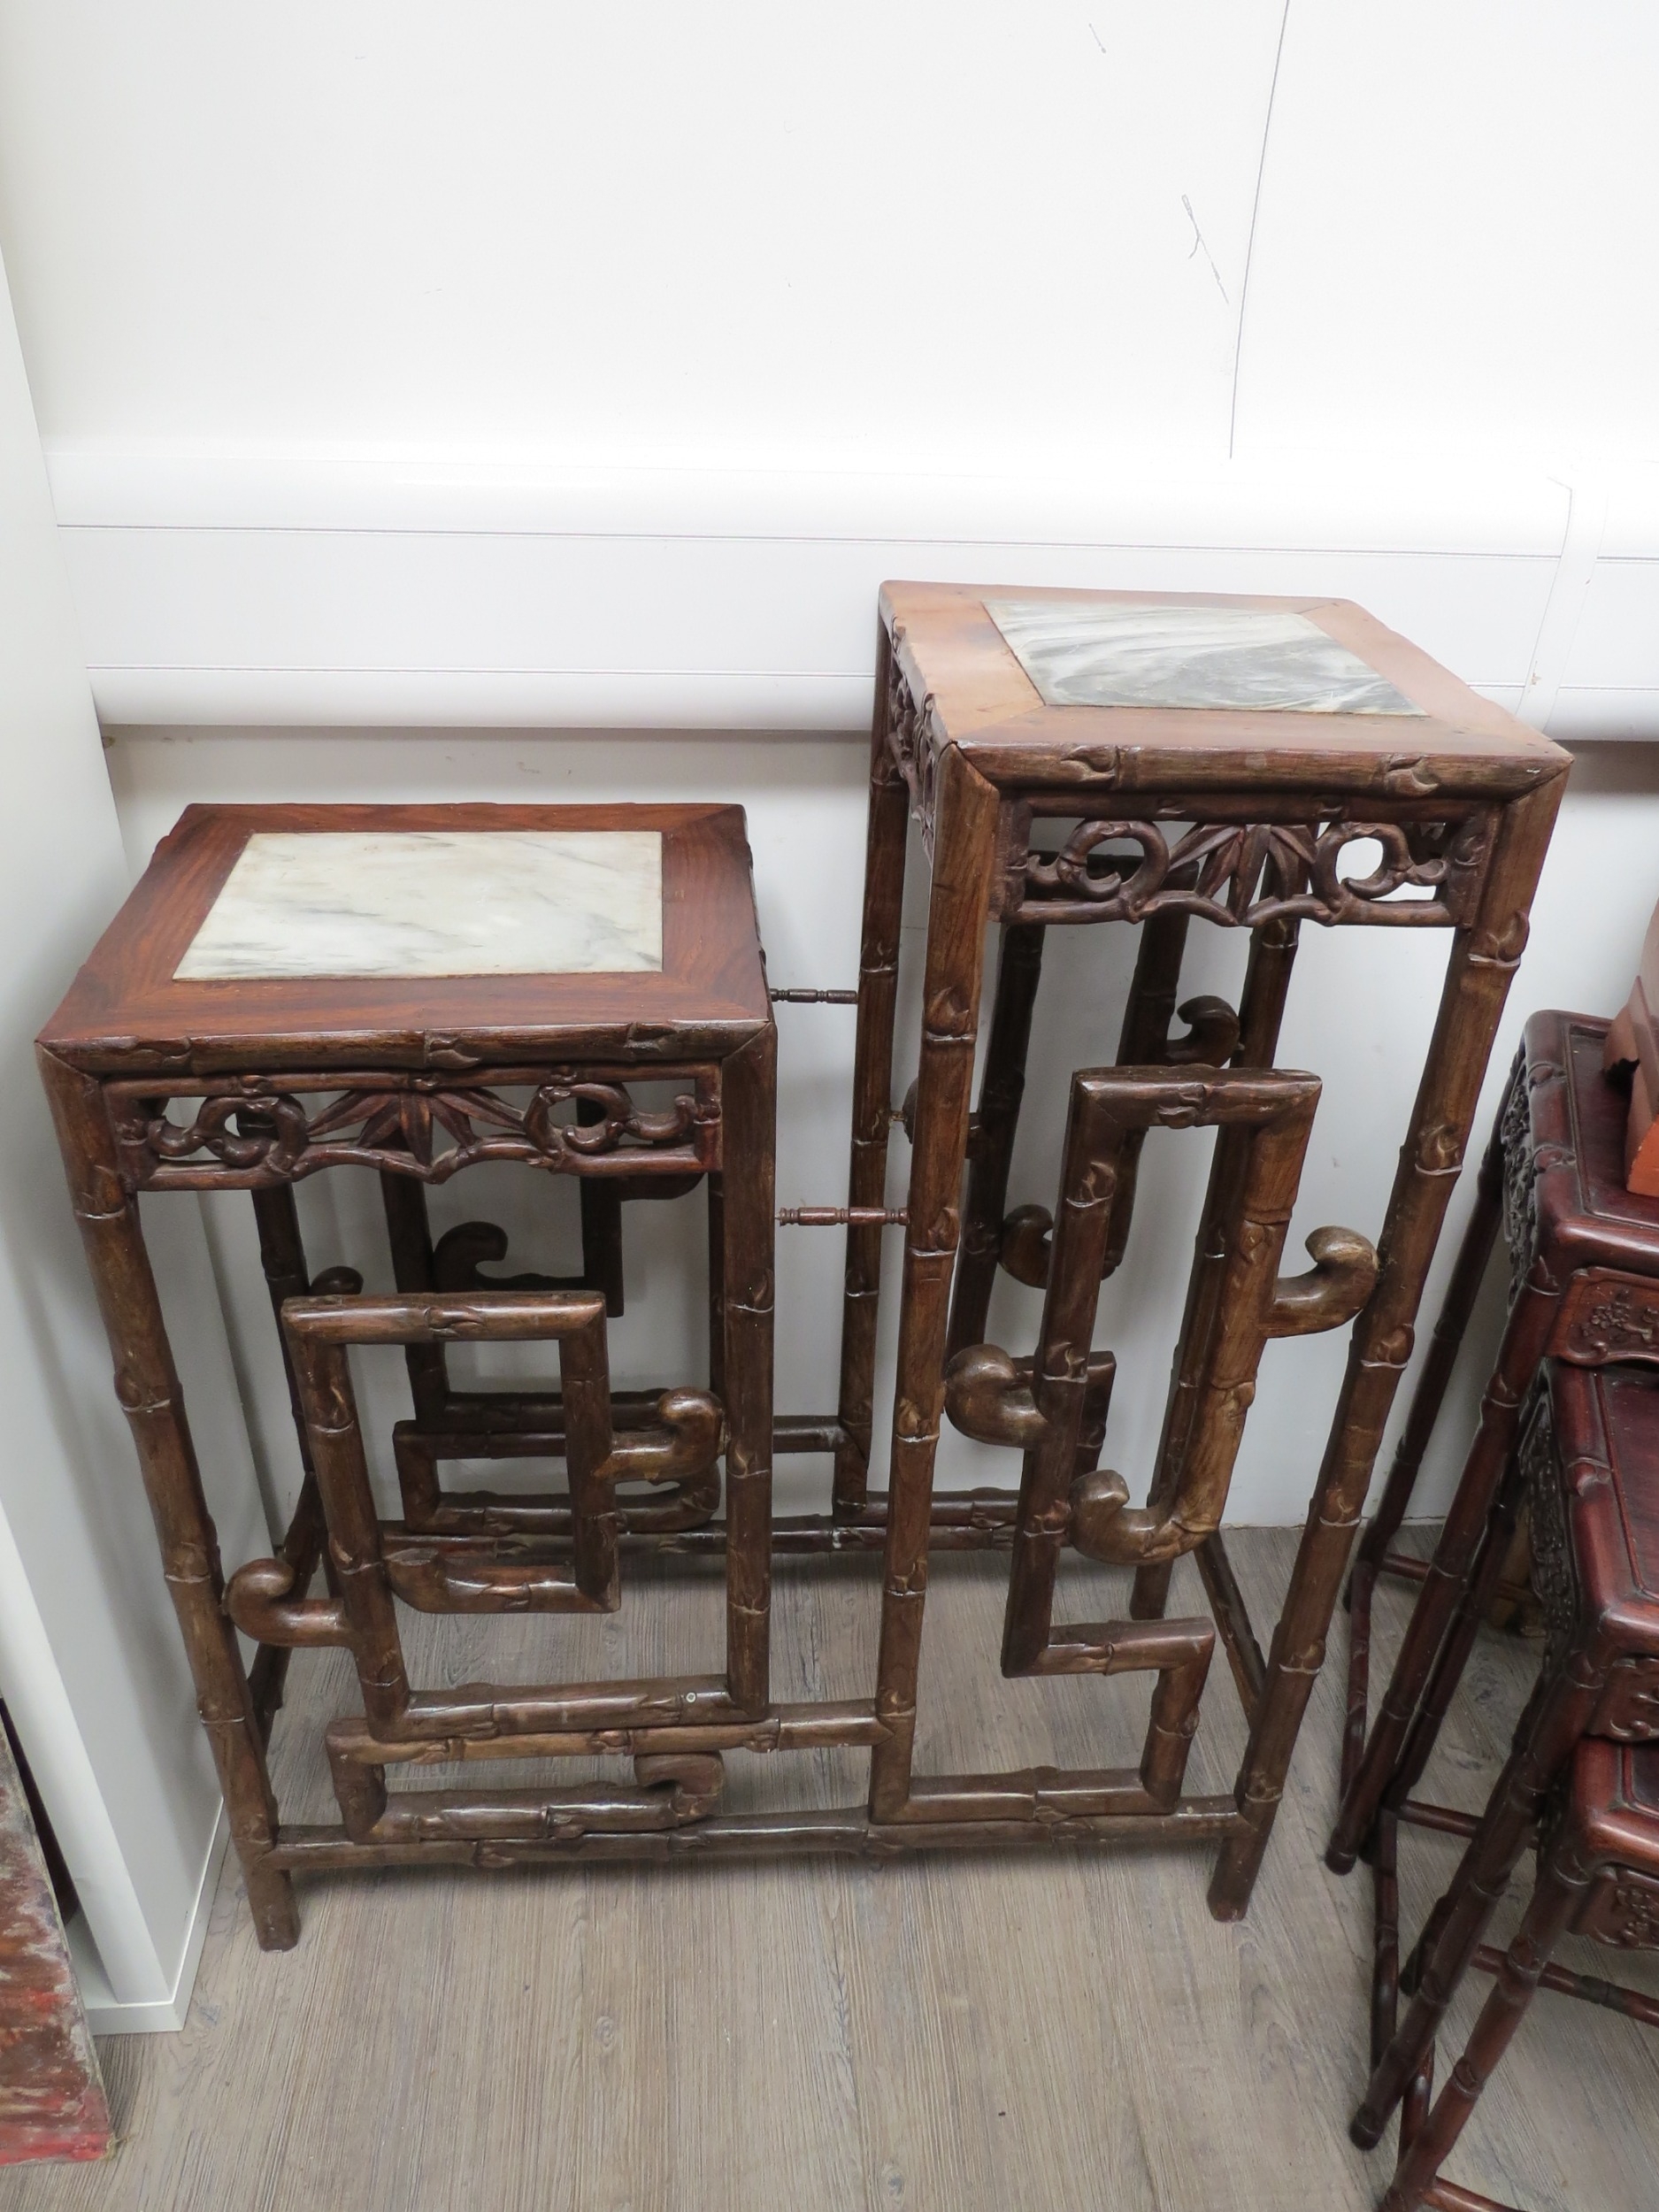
(578, 1094, 626, 1317)
(36, 1048, 297, 1950)
(1385, 1424, 1531, 1819)
(246, 1180, 326, 1729)
(1211, 778, 1563, 1917)
(1327, 1279, 1559, 1873)
(1132, 910, 1302, 1623)
(706, 1171, 726, 1404)
(1354, 1084, 1510, 1582)
(834, 617, 911, 1517)
(380, 1172, 449, 1425)
(1001, 1078, 1122, 1675)
(1099, 912, 1194, 1282)
(869, 747, 1000, 1821)
(946, 923, 1043, 1361)
(1350, 1640, 1609, 2150)
(1339, 1101, 1507, 1818)
(1378, 1833, 1590, 2212)
(282, 1330, 412, 1738)
(721, 1027, 777, 1713)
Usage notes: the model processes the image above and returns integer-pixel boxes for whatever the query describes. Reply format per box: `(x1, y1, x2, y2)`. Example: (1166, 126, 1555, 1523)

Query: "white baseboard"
(67, 1805, 229, 2036)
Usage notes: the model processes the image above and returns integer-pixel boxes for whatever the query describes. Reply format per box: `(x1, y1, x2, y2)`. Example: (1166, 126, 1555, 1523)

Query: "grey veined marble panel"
(984, 599, 1425, 716)
(174, 830, 664, 979)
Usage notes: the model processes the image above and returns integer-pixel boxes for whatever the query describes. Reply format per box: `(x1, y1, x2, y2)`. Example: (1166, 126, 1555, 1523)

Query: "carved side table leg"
(1328, 1274, 1562, 1871)
(834, 615, 911, 1517)
(37, 1048, 297, 1950)
(247, 1180, 327, 1733)
(869, 747, 999, 1820)
(1211, 779, 1562, 1917)
(722, 1026, 777, 1712)
(1353, 1085, 1510, 1586)
(1351, 1631, 1611, 2149)
(947, 922, 1044, 1360)
(1339, 1092, 1509, 1801)
(380, 1173, 449, 1424)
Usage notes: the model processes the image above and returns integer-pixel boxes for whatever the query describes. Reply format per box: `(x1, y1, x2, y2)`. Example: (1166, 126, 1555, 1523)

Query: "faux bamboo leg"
(1328, 1279, 1559, 1872)
(283, 1332, 411, 1736)
(721, 1028, 776, 1713)
(1377, 1839, 1588, 2212)
(706, 1172, 726, 1403)
(1355, 1086, 1510, 1581)
(1210, 776, 1564, 1918)
(557, 1313, 620, 1609)
(869, 748, 1000, 1821)
(946, 923, 1044, 1360)
(1002, 1082, 1120, 1674)
(1385, 1432, 1530, 1819)
(834, 617, 911, 1516)
(37, 1049, 297, 1949)
(245, 1183, 326, 1729)
(1100, 912, 1192, 1280)
(1132, 910, 1302, 1622)
(579, 1094, 626, 1317)
(380, 1173, 449, 1425)
(1351, 1647, 1606, 2151)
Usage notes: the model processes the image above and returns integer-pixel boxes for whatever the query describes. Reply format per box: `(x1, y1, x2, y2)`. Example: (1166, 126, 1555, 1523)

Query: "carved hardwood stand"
(834, 585, 1568, 1918)
(42, 586, 1569, 1949)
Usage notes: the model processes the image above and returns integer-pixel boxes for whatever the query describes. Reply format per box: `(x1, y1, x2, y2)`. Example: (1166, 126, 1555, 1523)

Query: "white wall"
(0, 256, 263, 2030)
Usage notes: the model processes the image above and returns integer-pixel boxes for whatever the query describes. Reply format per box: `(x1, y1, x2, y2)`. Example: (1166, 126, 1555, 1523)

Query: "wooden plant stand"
(38, 802, 781, 1947)
(833, 585, 1568, 1918)
(41, 584, 1569, 1948)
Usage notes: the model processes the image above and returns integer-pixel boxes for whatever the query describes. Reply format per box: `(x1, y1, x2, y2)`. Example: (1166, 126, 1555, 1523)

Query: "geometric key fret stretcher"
(945, 1063, 1376, 1767)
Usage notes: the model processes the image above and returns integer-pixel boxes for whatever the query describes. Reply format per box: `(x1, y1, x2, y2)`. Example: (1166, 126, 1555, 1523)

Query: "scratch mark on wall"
(1182, 196, 1229, 303)
(1229, 0, 1294, 460)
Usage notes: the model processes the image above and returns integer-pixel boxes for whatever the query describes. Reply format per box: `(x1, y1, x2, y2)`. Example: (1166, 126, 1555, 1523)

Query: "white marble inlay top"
(174, 830, 664, 979)
(984, 598, 1425, 716)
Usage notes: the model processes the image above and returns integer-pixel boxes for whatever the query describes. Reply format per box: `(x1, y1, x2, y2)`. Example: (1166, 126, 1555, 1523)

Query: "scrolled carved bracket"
(225, 1558, 350, 1647)
(633, 1750, 726, 1824)
(1265, 1226, 1379, 1338)
(1164, 995, 1243, 1067)
(943, 1346, 1046, 1449)
(998, 1204, 1054, 1289)
(433, 1220, 570, 1294)
(601, 1388, 725, 1497)
(943, 1343, 1116, 1451)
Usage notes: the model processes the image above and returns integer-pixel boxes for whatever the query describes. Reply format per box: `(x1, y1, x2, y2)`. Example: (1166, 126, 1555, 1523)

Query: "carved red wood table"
(833, 584, 1569, 1916)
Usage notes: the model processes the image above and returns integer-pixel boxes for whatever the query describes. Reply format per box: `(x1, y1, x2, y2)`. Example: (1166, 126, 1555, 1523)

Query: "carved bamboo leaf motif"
(112, 1074, 721, 1189)
(1017, 813, 1490, 931)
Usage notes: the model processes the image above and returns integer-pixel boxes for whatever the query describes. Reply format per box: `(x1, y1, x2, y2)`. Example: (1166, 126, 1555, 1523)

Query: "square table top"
(40, 803, 771, 1078)
(880, 582, 1569, 803)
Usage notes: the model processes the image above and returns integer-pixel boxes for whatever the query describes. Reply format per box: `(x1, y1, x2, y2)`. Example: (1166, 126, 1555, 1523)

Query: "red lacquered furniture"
(1333, 1010, 1659, 1879)
(1354, 1358, 1659, 2208)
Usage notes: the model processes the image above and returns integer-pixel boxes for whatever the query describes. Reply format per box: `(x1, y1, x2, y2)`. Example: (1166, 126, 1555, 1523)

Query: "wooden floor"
(3, 1531, 1655, 2212)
